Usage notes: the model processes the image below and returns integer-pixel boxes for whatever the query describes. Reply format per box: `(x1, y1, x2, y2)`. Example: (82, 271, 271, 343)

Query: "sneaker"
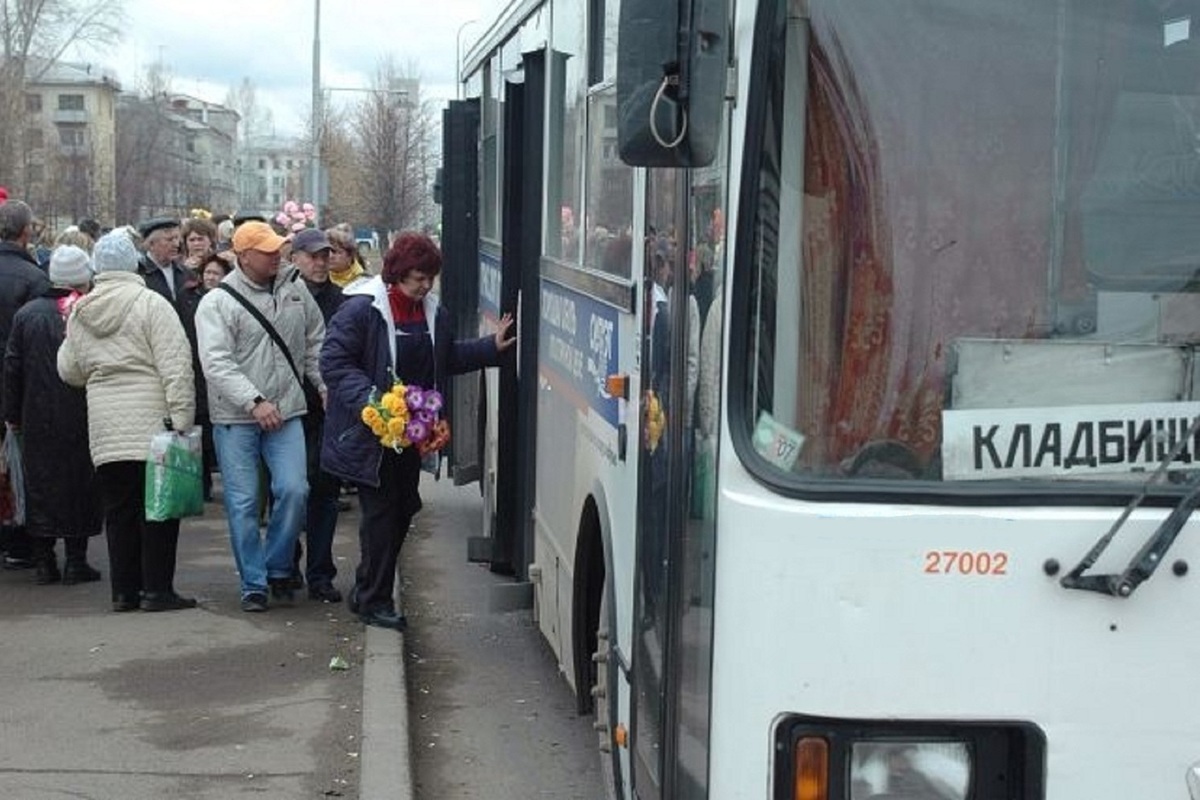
(268, 579, 296, 603)
(141, 592, 198, 612)
(308, 583, 343, 603)
(240, 592, 269, 612)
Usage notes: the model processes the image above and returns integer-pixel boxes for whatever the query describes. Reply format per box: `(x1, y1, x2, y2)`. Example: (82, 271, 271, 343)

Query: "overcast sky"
(78, 0, 504, 137)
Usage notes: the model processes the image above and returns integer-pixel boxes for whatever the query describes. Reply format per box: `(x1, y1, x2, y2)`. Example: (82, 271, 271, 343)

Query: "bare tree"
(0, 0, 121, 187)
(319, 108, 364, 226)
(349, 59, 436, 239)
(225, 76, 274, 141)
(114, 60, 210, 222)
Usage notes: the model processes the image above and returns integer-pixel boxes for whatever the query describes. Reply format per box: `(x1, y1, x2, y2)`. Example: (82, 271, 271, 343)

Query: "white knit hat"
(92, 228, 141, 273)
(48, 244, 92, 287)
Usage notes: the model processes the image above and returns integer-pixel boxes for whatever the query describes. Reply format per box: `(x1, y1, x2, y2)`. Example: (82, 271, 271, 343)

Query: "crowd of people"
(0, 197, 513, 630)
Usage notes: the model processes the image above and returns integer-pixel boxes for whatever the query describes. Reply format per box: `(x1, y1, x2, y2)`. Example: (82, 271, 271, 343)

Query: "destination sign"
(942, 402, 1200, 480)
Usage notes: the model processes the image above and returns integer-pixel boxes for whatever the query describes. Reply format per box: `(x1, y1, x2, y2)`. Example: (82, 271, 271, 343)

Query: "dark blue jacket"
(320, 277, 501, 487)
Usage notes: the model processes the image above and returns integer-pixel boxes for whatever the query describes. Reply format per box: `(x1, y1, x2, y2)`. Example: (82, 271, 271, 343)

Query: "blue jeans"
(214, 419, 308, 597)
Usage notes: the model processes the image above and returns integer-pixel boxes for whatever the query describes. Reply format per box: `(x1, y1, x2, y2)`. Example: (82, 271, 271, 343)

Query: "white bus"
(439, 0, 1200, 797)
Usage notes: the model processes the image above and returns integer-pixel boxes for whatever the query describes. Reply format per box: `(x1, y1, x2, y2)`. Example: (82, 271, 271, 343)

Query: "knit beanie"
(48, 244, 93, 287)
(92, 228, 141, 273)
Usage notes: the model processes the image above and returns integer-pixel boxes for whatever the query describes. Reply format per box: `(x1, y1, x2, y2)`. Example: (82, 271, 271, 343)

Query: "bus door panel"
(632, 167, 694, 799)
(493, 51, 546, 579)
(441, 99, 483, 486)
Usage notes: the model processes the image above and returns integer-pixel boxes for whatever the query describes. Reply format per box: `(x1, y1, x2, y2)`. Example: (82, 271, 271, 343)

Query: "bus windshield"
(739, 0, 1200, 493)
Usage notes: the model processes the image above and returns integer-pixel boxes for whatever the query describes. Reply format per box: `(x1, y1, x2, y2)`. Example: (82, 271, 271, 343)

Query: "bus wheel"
(593, 578, 619, 797)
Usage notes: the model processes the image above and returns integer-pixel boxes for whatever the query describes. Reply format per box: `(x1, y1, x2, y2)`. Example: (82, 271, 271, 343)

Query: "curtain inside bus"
(748, 0, 1196, 483)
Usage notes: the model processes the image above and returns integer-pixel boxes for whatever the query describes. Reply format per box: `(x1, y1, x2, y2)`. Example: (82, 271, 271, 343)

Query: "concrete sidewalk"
(0, 494, 411, 800)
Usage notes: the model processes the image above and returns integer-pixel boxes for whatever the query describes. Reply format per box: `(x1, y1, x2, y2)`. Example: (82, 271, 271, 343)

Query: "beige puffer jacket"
(57, 271, 195, 466)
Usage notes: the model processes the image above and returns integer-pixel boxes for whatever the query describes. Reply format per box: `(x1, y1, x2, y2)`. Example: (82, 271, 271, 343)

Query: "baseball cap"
(232, 221, 286, 255)
(292, 228, 332, 254)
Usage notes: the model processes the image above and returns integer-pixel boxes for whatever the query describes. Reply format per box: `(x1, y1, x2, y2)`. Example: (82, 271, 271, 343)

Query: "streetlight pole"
(310, 0, 322, 225)
(455, 19, 478, 100)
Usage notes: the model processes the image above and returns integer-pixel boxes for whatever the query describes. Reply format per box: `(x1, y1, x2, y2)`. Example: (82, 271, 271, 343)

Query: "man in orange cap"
(194, 222, 327, 613)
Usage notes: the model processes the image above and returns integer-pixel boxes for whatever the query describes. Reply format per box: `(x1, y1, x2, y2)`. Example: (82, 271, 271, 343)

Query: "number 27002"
(923, 550, 1009, 575)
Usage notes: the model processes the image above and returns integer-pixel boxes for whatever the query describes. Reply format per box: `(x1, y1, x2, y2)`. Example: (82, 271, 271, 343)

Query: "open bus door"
(485, 51, 545, 579)
(441, 98, 483, 486)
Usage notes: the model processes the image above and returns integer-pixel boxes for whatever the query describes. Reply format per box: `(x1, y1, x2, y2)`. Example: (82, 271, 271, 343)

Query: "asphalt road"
(0, 490, 366, 799)
(401, 474, 607, 800)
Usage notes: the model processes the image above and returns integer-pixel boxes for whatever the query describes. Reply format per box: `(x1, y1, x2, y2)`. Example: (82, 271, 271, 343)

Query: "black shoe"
(141, 592, 198, 612)
(62, 562, 102, 585)
(35, 560, 61, 585)
(3, 555, 34, 570)
(336, 498, 352, 512)
(308, 583, 343, 603)
(285, 572, 305, 591)
(268, 579, 295, 603)
(241, 591, 269, 612)
(112, 594, 140, 612)
(358, 608, 406, 631)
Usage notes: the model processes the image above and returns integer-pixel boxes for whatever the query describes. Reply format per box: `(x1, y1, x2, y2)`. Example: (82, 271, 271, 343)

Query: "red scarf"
(387, 285, 425, 324)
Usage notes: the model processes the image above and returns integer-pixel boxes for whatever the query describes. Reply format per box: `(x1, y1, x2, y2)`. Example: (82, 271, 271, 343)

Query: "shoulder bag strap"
(216, 283, 304, 389)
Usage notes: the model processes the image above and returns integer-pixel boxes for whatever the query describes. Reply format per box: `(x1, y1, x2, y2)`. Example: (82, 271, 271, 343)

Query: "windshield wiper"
(1061, 414, 1200, 597)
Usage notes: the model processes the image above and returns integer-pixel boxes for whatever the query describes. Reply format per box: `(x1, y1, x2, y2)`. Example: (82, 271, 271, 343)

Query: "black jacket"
(302, 278, 345, 414)
(3, 290, 102, 538)
(137, 255, 195, 313)
(0, 242, 50, 402)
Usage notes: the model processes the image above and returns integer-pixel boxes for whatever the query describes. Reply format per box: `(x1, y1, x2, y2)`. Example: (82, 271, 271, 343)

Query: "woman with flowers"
(320, 232, 514, 630)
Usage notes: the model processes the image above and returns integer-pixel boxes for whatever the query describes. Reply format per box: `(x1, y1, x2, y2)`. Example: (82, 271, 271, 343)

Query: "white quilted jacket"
(57, 272, 195, 466)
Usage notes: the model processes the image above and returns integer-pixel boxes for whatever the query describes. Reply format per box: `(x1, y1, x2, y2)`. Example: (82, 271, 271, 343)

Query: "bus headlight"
(773, 715, 1045, 800)
(850, 741, 971, 799)
(1187, 761, 1200, 799)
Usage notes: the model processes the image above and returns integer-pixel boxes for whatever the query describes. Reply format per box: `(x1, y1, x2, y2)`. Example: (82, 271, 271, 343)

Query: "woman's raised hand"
(495, 312, 516, 352)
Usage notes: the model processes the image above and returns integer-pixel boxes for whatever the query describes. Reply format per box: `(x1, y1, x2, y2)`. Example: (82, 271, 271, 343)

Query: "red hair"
(382, 232, 442, 284)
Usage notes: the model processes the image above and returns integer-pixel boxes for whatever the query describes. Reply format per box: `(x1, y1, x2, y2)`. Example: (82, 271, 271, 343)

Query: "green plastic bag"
(145, 428, 204, 521)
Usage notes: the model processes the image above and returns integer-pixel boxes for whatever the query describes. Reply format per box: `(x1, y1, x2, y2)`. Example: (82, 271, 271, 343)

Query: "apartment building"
(21, 61, 120, 228)
(163, 94, 241, 216)
(237, 136, 312, 221)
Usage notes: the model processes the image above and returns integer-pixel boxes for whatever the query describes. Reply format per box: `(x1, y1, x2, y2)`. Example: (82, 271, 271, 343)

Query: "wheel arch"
(571, 481, 615, 716)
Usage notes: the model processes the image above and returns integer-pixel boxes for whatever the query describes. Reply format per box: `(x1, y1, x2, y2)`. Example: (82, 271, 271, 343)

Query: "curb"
(361, 626, 413, 799)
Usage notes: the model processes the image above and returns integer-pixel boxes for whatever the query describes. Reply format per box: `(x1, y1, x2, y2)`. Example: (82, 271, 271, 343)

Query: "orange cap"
(231, 221, 286, 254)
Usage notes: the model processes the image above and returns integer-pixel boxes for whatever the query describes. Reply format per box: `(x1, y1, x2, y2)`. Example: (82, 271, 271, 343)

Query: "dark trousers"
(0, 525, 31, 560)
(31, 535, 89, 564)
(96, 461, 181, 600)
(297, 415, 339, 587)
(354, 447, 422, 613)
(199, 415, 216, 500)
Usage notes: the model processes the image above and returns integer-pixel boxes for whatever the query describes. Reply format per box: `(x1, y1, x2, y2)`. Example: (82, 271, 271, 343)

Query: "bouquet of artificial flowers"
(275, 199, 317, 233)
(360, 381, 451, 455)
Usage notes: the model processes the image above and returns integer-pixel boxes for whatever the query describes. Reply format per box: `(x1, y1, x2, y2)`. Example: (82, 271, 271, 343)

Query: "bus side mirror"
(617, 0, 729, 167)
